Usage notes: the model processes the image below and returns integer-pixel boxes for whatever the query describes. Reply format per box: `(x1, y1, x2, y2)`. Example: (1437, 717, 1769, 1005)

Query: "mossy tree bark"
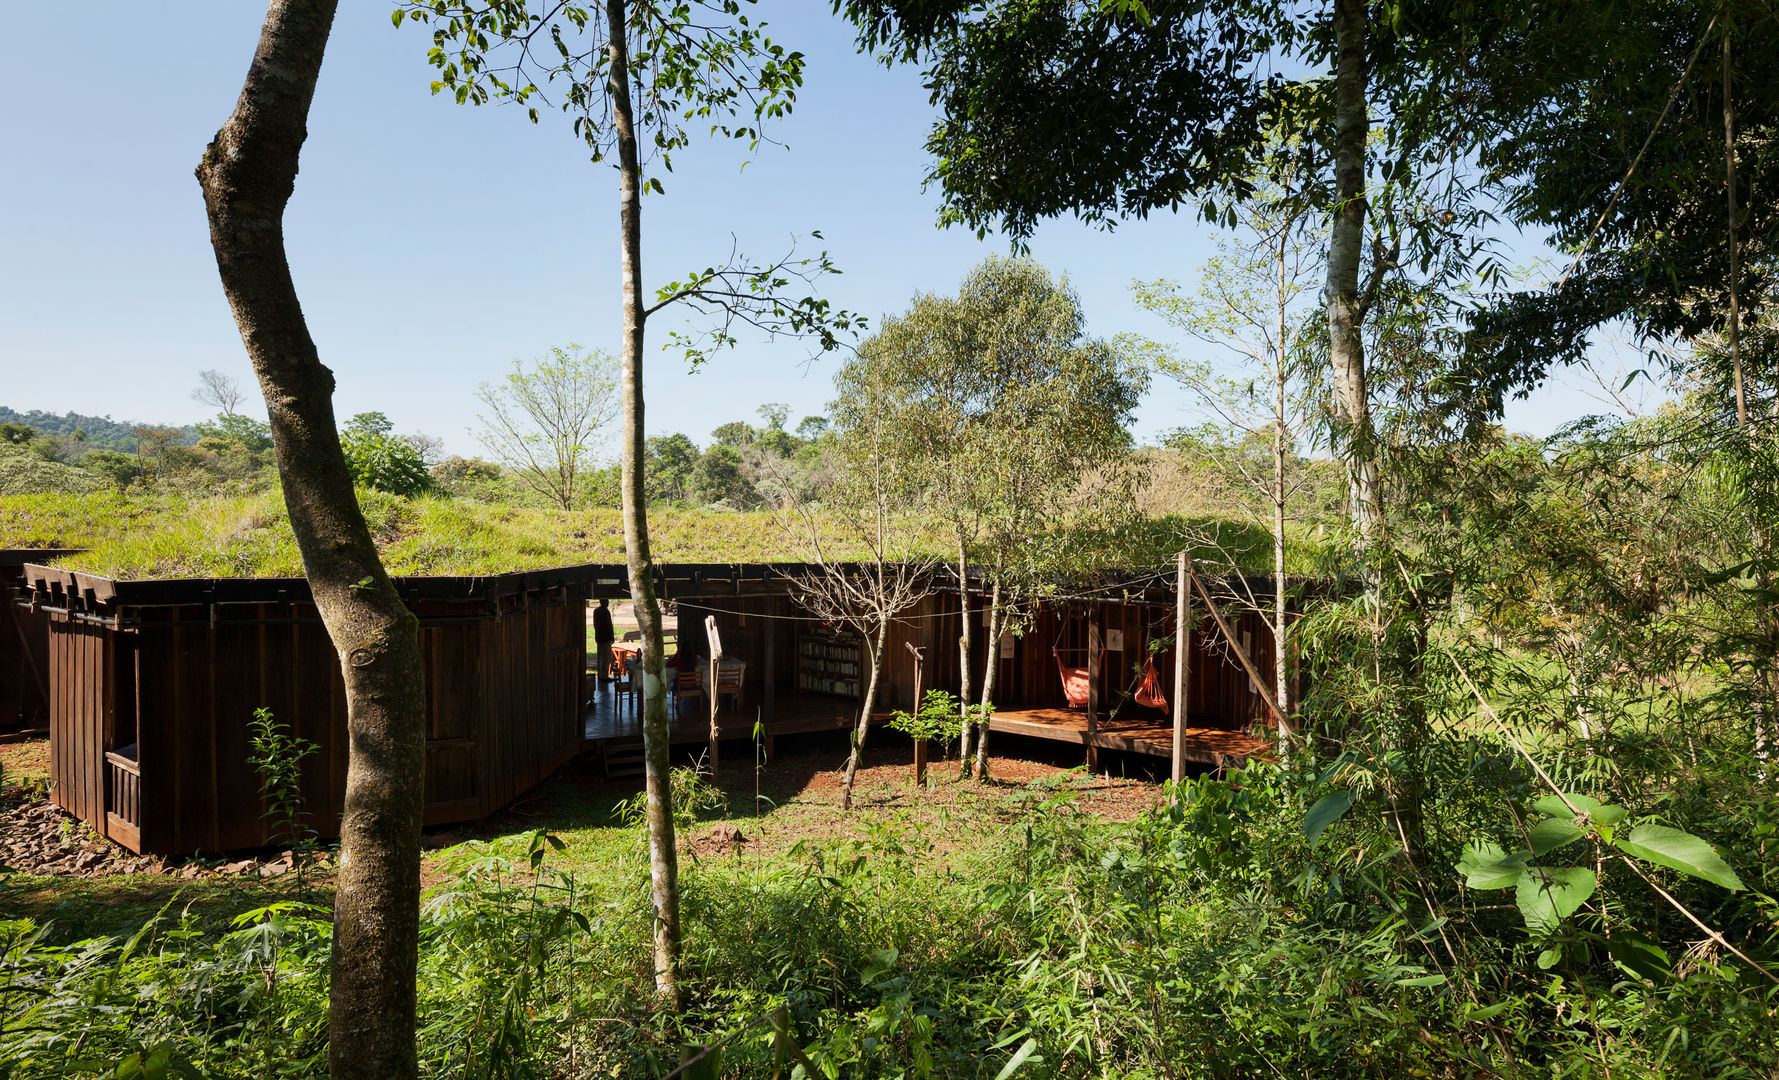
(196, 2, 427, 1077)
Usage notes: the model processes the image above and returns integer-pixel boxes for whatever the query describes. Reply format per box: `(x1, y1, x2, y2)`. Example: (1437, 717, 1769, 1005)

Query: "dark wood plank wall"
(1, 571, 54, 733)
(48, 614, 110, 839)
(46, 584, 586, 856)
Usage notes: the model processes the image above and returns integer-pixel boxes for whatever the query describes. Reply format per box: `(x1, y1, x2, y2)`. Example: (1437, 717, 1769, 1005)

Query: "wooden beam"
(1184, 557, 1288, 733)
(763, 602, 776, 726)
(906, 642, 926, 785)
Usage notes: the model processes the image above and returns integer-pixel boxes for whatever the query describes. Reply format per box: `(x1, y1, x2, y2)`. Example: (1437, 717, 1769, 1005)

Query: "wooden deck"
(581, 684, 1268, 769)
(987, 706, 1269, 767)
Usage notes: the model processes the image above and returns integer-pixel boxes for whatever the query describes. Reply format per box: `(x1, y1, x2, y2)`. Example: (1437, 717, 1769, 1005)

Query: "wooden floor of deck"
(987, 706, 1269, 766)
(582, 683, 1267, 767)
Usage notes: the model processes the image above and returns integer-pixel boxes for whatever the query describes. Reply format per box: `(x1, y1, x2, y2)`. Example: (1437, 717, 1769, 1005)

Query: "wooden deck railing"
(105, 750, 142, 851)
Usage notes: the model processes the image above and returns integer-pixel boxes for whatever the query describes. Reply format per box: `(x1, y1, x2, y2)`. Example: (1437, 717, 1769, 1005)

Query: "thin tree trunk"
(841, 614, 890, 811)
(974, 578, 1003, 779)
(955, 535, 975, 776)
(606, 0, 679, 1002)
(197, 4, 425, 1076)
(1274, 254, 1293, 746)
(1723, 25, 1772, 772)
(1327, 0, 1379, 554)
(1724, 25, 1746, 429)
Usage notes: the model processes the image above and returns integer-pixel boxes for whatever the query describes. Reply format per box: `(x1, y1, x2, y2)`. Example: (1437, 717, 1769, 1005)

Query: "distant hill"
(0, 407, 195, 452)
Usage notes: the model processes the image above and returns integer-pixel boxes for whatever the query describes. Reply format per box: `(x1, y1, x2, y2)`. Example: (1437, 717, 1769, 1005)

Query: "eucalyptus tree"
(835, 0, 1508, 565)
(197, 2, 426, 1077)
(474, 344, 621, 509)
(398, 0, 857, 997)
(1133, 178, 1320, 725)
(838, 257, 1144, 776)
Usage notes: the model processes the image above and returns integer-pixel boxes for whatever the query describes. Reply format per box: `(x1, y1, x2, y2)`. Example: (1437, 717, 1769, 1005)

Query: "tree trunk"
(1273, 229, 1293, 749)
(197, 4, 425, 1077)
(841, 614, 890, 811)
(606, 0, 679, 1002)
(973, 578, 1003, 779)
(955, 535, 975, 776)
(1327, 0, 1379, 552)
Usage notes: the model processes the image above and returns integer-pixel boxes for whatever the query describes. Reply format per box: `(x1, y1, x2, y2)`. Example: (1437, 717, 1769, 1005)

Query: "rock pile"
(0, 788, 315, 879)
(0, 796, 162, 876)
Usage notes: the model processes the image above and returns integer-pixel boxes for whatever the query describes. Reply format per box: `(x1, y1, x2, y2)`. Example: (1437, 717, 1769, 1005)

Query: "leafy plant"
(1458, 790, 1746, 937)
(246, 706, 320, 892)
(886, 690, 966, 745)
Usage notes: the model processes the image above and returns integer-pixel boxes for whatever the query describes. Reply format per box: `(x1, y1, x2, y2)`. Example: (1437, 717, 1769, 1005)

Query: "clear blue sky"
(0, 3, 1595, 459)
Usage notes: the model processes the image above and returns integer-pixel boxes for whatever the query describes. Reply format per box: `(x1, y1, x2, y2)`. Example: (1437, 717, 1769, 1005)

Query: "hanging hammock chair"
(1132, 654, 1168, 712)
(1052, 618, 1103, 709)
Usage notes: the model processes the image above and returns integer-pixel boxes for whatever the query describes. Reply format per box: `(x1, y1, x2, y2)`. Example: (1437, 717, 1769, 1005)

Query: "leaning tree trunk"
(841, 614, 891, 811)
(973, 578, 1004, 779)
(197, 3, 426, 1077)
(606, 0, 680, 1002)
(1327, 0, 1379, 556)
(955, 535, 976, 776)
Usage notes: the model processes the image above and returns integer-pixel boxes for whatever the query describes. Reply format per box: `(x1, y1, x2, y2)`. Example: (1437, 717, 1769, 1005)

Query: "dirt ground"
(2, 732, 1166, 881)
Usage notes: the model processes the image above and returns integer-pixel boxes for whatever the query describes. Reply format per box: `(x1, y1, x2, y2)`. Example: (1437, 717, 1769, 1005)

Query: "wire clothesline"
(663, 570, 1230, 625)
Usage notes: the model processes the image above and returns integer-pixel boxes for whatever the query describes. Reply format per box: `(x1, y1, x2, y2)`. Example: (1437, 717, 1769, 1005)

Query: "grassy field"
(0, 489, 1306, 580)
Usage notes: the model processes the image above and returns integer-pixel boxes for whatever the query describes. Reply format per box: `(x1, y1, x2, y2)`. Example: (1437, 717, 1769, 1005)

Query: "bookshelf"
(798, 627, 863, 698)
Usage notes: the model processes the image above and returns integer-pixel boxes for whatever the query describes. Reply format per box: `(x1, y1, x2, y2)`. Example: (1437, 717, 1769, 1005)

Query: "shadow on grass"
(0, 873, 334, 944)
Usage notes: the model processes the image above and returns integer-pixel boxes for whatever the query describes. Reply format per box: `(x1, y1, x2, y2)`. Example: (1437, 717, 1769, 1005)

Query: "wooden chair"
(714, 659, 746, 713)
(613, 653, 638, 717)
(674, 667, 706, 720)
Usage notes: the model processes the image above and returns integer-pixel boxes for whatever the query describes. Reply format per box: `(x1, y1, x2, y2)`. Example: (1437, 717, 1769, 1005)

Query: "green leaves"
(1513, 867, 1597, 935)
(1303, 789, 1355, 846)
(1616, 825, 1745, 891)
(1457, 841, 1526, 891)
(1457, 790, 1747, 937)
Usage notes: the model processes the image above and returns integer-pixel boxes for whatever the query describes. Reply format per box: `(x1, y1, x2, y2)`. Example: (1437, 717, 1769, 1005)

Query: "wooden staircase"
(602, 741, 646, 781)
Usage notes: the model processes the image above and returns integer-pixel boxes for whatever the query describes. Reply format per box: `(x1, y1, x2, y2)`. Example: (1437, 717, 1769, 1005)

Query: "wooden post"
(706, 614, 722, 777)
(1172, 552, 1189, 784)
(906, 642, 927, 785)
(1086, 608, 1101, 772)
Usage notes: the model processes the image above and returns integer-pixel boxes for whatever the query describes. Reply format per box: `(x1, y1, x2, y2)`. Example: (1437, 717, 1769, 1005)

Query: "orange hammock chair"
(1053, 648, 1170, 712)
(1132, 655, 1168, 711)
(1053, 647, 1101, 709)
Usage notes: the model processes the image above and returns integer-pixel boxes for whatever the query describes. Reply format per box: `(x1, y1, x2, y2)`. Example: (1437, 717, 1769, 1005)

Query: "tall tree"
(473, 344, 621, 509)
(1134, 174, 1319, 729)
(401, 0, 857, 998)
(837, 256, 1144, 776)
(196, 3, 427, 1078)
(834, 0, 1500, 559)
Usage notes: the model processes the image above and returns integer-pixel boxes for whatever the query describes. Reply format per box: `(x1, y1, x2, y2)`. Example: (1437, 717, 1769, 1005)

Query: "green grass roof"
(0, 489, 1304, 581)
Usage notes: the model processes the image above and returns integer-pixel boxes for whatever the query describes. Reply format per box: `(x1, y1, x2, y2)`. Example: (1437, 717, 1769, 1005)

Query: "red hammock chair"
(1132, 655, 1168, 711)
(1054, 648, 1170, 712)
(1053, 648, 1097, 709)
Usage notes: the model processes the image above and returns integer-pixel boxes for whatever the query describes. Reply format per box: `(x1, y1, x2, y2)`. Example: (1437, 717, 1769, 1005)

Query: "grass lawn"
(1, 735, 1161, 944)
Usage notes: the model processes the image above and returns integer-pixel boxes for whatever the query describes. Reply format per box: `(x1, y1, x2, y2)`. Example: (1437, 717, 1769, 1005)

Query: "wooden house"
(14, 562, 595, 855)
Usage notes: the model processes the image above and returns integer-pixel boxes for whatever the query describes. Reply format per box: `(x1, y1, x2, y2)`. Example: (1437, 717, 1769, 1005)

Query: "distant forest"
(0, 407, 194, 452)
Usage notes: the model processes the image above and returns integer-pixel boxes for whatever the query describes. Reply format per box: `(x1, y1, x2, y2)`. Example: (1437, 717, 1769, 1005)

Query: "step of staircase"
(603, 742, 646, 781)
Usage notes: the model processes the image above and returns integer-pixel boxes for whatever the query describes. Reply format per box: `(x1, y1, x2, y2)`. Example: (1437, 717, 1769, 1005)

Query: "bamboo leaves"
(1456, 791, 1745, 936)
